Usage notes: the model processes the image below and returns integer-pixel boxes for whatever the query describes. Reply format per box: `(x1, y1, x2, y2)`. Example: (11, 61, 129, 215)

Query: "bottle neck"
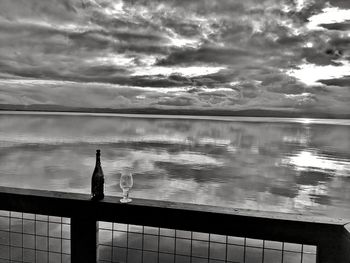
(96, 153, 101, 167)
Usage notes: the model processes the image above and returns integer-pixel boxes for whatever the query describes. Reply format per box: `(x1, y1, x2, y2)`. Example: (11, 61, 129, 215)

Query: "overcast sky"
(0, 0, 349, 115)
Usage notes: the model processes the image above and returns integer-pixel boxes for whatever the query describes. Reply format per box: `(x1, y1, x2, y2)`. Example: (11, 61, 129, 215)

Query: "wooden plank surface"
(0, 186, 347, 224)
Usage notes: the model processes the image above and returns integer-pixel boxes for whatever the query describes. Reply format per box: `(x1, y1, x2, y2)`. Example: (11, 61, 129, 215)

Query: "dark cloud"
(0, 0, 349, 116)
(276, 35, 304, 46)
(0, 0, 78, 21)
(155, 96, 196, 107)
(267, 82, 306, 95)
(327, 0, 350, 9)
(162, 19, 202, 38)
(122, 0, 246, 15)
(318, 77, 350, 87)
(157, 47, 252, 66)
(328, 38, 350, 51)
(193, 69, 237, 84)
(0, 80, 149, 108)
(128, 76, 192, 87)
(320, 21, 350, 31)
(300, 47, 343, 66)
(239, 83, 260, 98)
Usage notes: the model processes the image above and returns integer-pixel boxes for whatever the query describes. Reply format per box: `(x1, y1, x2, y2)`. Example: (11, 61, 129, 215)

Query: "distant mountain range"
(0, 104, 349, 119)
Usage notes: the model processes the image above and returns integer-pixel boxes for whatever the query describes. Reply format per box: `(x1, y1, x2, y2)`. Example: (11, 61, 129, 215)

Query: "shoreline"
(1, 110, 350, 125)
(1, 104, 350, 120)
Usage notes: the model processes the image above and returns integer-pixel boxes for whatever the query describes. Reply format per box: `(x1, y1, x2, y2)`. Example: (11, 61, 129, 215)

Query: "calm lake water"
(0, 111, 350, 219)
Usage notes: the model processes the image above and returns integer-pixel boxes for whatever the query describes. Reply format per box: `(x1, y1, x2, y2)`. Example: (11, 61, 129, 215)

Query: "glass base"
(120, 198, 132, 203)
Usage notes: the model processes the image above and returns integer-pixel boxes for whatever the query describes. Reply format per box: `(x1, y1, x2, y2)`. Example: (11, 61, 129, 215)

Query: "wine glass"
(119, 172, 133, 203)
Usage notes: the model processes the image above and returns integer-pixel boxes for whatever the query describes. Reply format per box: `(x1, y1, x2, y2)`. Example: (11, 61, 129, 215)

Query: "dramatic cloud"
(0, 0, 349, 116)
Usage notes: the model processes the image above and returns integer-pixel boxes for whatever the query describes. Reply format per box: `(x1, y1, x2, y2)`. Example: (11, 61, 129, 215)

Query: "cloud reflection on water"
(0, 113, 349, 218)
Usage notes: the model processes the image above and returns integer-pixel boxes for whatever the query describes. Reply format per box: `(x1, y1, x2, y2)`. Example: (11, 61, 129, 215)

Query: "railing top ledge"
(0, 186, 348, 227)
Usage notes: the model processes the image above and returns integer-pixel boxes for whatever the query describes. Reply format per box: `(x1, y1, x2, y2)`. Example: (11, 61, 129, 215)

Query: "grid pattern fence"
(97, 222, 317, 263)
(0, 210, 318, 263)
(0, 210, 70, 263)
(0, 187, 349, 263)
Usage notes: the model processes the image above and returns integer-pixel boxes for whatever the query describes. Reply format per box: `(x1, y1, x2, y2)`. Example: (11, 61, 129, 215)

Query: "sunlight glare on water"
(284, 150, 350, 175)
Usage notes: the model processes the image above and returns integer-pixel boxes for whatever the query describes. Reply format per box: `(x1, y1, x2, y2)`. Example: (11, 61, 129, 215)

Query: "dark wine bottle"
(91, 149, 104, 200)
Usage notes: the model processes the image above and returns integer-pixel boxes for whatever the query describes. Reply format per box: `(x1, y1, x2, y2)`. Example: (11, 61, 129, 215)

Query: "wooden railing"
(0, 186, 349, 263)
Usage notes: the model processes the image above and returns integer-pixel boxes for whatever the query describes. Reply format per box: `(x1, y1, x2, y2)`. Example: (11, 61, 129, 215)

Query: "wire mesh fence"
(0, 210, 71, 263)
(97, 221, 317, 263)
(0, 210, 319, 263)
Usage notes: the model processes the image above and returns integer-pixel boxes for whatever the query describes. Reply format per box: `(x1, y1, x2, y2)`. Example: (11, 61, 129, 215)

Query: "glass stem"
(123, 189, 129, 199)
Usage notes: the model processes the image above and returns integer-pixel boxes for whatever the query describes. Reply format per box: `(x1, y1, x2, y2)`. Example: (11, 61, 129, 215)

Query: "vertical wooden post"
(71, 217, 98, 263)
(316, 227, 350, 263)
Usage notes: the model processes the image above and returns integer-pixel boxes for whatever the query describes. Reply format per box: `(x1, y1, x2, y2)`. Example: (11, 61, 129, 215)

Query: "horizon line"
(1, 110, 350, 125)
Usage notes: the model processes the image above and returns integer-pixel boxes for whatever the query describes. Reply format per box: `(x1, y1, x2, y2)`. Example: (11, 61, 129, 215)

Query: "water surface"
(0, 112, 349, 218)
